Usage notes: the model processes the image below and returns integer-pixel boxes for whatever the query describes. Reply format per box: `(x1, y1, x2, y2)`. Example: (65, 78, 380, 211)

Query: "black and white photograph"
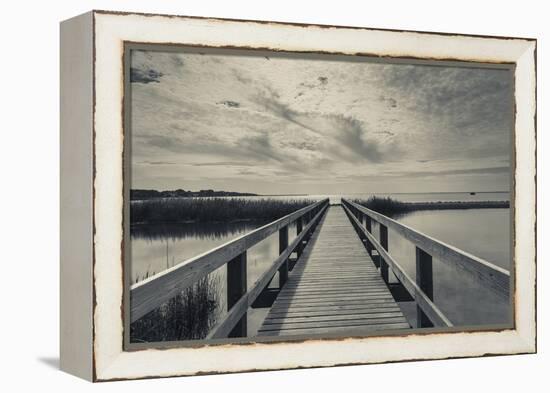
(127, 46, 513, 344)
(0, 0, 544, 387)
(0, 0, 543, 386)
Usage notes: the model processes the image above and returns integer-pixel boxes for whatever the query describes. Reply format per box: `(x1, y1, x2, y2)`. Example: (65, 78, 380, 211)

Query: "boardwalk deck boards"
(258, 205, 411, 337)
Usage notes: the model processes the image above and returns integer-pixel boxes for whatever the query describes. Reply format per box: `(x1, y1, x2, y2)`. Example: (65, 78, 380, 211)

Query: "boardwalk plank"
(263, 312, 405, 325)
(279, 286, 389, 292)
(259, 323, 411, 337)
(259, 316, 408, 331)
(265, 308, 402, 320)
(276, 291, 392, 300)
(266, 304, 401, 317)
(271, 296, 394, 307)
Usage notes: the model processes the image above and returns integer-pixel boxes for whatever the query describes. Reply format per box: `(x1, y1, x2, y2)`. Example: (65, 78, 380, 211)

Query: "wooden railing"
(342, 198, 510, 328)
(130, 198, 330, 338)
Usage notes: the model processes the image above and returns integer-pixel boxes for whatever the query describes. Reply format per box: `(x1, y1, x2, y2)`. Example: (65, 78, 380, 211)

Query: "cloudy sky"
(130, 48, 513, 195)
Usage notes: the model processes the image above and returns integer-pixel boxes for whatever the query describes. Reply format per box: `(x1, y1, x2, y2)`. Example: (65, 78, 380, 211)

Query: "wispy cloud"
(217, 100, 241, 108)
(329, 114, 386, 163)
(238, 133, 285, 163)
(188, 161, 255, 167)
(256, 91, 392, 163)
(383, 166, 510, 178)
(136, 160, 176, 166)
(130, 67, 163, 84)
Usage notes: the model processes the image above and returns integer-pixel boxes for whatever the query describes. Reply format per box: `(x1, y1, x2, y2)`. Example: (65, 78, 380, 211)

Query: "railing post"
(296, 217, 303, 257)
(379, 224, 389, 283)
(416, 247, 434, 328)
(227, 251, 247, 337)
(278, 225, 289, 288)
(365, 215, 373, 255)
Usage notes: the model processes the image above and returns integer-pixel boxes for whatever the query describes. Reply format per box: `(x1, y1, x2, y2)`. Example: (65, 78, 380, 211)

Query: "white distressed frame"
(86, 11, 535, 381)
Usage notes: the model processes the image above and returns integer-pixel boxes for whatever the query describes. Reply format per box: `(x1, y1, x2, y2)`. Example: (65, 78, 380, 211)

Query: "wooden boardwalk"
(132, 197, 508, 339)
(257, 205, 410, 337)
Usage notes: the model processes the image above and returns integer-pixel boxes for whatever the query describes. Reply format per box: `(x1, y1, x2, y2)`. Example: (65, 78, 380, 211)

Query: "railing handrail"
(130, 198, 330, 323)
(341, 202, 452, 327)
(341, 198, 510, 299)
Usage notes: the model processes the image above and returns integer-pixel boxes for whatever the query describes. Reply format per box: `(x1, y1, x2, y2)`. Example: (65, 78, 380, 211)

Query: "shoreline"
(130, 218, 263, 226)
(354, 197, 509, 218)
(130, 199, 509, 226)
(403, 200, 509, 210)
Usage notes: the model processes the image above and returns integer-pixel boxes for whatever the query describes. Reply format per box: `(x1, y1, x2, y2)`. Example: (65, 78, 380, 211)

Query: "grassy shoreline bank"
(354, 197, 509, 217)
(131, 197, 314, 225)
(131, 196, 509, 224)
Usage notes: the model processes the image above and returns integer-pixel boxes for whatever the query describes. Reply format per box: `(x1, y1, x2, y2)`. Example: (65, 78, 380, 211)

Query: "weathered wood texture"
(258, 206, 410, 337)
(342, 199, 510, 299)
(130, 199, 328, 322)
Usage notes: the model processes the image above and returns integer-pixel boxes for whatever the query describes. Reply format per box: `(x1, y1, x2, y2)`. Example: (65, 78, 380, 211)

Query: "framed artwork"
(60, 10, 537, 381)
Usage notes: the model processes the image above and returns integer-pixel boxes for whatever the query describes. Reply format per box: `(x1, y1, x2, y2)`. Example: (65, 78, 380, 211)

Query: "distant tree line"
(130, 189, 258, 200)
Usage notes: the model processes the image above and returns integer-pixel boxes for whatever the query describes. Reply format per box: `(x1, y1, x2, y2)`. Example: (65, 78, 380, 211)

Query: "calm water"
(131, 191, 511, 337)
(131, 220, 302, 336)
(381, 209, 510, 326)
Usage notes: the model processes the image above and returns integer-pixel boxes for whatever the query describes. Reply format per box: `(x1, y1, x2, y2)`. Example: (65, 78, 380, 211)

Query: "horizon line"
(130, 189, 510, 195)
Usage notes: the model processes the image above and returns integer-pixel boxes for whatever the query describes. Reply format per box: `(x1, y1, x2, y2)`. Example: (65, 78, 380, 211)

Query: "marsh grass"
(131, 197, 313, 224)
(130, 275, 221, 342)
(131, 221, 265, 241)
(354, 196, 509, 218)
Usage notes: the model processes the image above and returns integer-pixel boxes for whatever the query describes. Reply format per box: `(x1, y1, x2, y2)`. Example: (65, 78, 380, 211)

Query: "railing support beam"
(227, 251, 247, 337)
(380, 224, 389, 283)
(296, 217, 303, 258)
(416, 247, 434, 328)
(279, 225, 289, 288)
(365, 216, 373, 255)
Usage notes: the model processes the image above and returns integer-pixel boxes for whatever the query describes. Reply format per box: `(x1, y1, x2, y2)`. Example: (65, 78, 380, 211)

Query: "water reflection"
(131, 221, 268, 241)
(131, 221, 264, 283)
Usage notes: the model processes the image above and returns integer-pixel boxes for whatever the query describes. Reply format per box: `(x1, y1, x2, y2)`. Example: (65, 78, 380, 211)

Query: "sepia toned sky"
(130, 49, 513, 195)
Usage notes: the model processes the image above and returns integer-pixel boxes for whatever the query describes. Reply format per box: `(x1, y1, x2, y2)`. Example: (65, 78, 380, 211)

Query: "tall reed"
(131, 197, 314, 224)
(130, 275, 221, 342)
